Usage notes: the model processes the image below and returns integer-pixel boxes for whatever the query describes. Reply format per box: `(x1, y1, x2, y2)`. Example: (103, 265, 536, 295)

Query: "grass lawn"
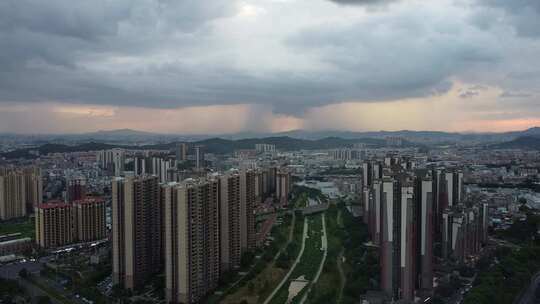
(0, 217, 35, 239)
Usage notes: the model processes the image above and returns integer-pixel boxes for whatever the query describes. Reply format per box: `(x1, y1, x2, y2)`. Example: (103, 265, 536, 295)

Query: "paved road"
(263, 217, 308, 304)
(515, 272, 540, 304)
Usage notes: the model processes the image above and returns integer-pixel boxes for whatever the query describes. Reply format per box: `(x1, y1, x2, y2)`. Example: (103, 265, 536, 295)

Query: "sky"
(0, 0, 539, 134)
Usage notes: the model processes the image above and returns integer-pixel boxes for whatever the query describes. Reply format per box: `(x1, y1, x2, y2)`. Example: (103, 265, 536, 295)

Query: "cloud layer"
(0, 0, 539, 133)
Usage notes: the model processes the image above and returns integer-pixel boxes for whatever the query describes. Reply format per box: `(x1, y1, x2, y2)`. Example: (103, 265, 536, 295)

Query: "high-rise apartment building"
(380, 178, 397, 299)
(399, 181, 416, 301)
(416, 175, 434, 292)
(66, 177, 86, 203)
(441, 205, 487, 263)
(0, 166, 42, 220)
(219, 173, 242, 273)
(363, 187, 372, 226)
(371, 180, 382, 245)
(112, 175, 161, 290)
(164, 178, 220, 304)
(432, 168, 463, 239)
(374, 164, 436, 301)
(240, 170, 257, 252)
(194, 146, 205, 170)
(1, 170, 26, 220)
(380, 176, 425, 302)
(23, 167, 42, 213)
(276, 170, 291, 206)
(35, 201, 74, 249)
(176, 143, 188, 161)
(73, 197, 106, 243)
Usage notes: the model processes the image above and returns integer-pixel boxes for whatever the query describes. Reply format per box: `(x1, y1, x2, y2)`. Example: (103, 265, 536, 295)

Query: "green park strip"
(306, 203, 378, 304)
(307, 205, 345, 303)
(267, 213, 326, 304)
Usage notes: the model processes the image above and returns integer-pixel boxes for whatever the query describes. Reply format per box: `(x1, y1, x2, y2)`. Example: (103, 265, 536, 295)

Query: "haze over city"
(1, 0, 540, 134)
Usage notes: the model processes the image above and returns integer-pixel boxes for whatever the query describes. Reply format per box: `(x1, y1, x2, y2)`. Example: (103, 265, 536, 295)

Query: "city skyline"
(1, 0, 540, 133)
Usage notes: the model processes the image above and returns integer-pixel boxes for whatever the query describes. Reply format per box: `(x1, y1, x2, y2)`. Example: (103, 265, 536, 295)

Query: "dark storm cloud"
(476, 0, 540, 37)
(286, 13, 500, 107)
(0, 0, 521, 116)
(0, 0, 237, 105)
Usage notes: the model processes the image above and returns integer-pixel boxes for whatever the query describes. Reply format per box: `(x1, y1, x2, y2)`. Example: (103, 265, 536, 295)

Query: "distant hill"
(273, 127, 540, 144)
(492, 136, 540, 150)
(503, 127, 540, 138)
(0, 136, 396, 159)
(2, 126, 540, 145)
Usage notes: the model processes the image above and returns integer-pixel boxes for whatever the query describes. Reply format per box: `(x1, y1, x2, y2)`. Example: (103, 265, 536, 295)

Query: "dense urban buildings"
(73, 196, 106, 243)
(361, 158, 490, 303)
(34, 196, 107, 249)
(255, 143, 276, 154)
(2, 132, 537, 304)
(98, 149, 126, 176)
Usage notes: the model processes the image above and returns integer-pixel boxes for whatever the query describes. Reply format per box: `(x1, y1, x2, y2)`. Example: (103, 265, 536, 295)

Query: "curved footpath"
(264, 218, 308, 304)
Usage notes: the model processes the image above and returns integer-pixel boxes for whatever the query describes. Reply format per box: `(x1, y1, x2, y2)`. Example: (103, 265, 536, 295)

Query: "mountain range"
(3, 127, 540, 144)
